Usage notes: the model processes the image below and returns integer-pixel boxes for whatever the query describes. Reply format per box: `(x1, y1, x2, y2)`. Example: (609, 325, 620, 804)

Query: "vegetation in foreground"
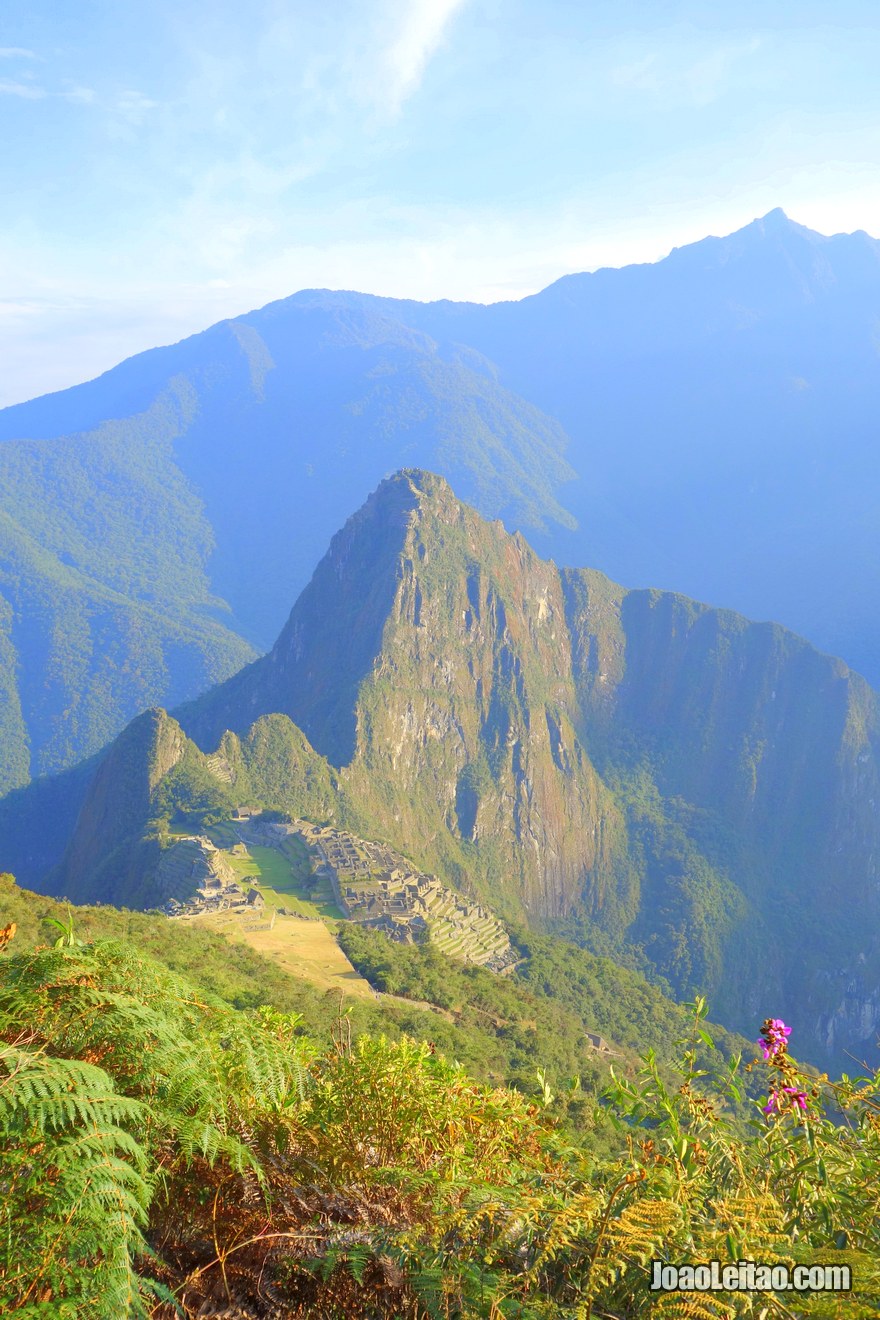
(0, 873, 753, 1137)
(2, 916, 880, 1318)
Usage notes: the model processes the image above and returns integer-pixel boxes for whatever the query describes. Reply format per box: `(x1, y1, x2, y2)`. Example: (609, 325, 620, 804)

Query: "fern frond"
(0, 1042, 153, 1318)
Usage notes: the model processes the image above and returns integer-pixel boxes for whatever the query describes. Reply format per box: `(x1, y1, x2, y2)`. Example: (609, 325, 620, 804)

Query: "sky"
(3, 0, 880, 407)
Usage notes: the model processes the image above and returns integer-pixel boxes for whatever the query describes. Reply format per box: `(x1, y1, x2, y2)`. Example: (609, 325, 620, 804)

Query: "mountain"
(16, 469, 880, 1068)
(0, 310, 574, 790)
(332, 209, 880, 678)
(3, 210, 880, 791)
(0, 385, 256, 793)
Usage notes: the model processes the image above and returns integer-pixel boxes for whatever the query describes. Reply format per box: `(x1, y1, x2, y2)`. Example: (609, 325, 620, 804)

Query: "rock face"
(177, 472, 627, 929)
(34, 470, 880, 1065)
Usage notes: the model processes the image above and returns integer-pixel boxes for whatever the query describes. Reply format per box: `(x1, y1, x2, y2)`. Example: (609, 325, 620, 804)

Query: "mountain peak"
(738, 206, 819, 242)
(376, 467, 451, 500)
(759, 205, 790, 226)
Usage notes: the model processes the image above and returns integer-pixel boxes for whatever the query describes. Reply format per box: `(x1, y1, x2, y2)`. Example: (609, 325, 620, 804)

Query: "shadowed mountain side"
(51, 708, 341, 909)
(0, 756, 97, 893)
(57, 709, 188, 905)
(0, 382, 256, 790)
(566, 571, 876, 871)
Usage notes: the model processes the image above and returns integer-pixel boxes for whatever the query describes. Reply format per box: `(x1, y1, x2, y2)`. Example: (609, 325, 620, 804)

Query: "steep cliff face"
(557, 573, 880, 1028)
(338, 476, 627, 925)
(177, 471, 628, 926)
(38, 470, 880, 1064)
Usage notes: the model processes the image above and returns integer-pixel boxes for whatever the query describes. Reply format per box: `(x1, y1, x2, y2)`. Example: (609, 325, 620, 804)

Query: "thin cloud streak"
(383, 0, 470, 113)
(608, 36, 763, 107)
(0, 78, 45, 98)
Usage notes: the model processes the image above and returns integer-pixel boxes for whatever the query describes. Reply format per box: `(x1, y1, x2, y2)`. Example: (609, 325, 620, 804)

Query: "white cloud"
(0, 47, 37, 59)
(685, 39, 762, 107)
(609, 53, 661, 92)
(608, 37, 762, 107)
(63, 85, 97, 104)
(115, 90, 159, 122)
(0, 77, 45, 99)
(382, 0, 469, 113)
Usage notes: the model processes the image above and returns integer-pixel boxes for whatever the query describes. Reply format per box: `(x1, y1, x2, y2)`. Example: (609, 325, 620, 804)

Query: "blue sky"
(3, 0, 880, 406)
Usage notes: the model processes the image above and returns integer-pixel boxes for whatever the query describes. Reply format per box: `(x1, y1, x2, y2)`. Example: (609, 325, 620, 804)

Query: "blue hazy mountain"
(323, 208, 880, 679)
(2, 208, 879, 788)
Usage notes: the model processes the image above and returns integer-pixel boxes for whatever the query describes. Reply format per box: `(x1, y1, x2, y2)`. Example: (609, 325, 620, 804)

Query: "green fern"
(0, 1044, 151, 1317)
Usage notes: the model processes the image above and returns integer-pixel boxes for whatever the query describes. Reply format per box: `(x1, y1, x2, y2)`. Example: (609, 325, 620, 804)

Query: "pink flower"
(762, 1085, 809, 1117)
(758, 1017, 792, 1061)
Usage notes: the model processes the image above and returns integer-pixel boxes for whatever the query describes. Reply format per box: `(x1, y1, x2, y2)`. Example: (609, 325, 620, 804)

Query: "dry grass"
(186, 909, 377, 1000)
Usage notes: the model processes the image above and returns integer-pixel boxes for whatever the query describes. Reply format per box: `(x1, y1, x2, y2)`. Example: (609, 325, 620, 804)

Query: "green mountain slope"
(3, 885, 877, 1317)
(51, 708, 341, 908)
(0, 871, 749, 1122)
(22, 468, 880, 1067)
(6, 211, 880, 794)
(0, 313, 575, 789)
(0, 383, 255, 792)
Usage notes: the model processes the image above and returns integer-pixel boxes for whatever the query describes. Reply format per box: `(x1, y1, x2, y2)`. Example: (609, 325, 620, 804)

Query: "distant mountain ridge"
(11, 469, 880, 1069)
(3, 209, 880, 792)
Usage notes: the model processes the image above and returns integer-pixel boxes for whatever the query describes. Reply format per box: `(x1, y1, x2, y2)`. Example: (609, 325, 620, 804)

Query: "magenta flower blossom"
(758, 1019, 808, 1117)
(758, 1017, 792, 1061)
(763, 1086, 809, 1115)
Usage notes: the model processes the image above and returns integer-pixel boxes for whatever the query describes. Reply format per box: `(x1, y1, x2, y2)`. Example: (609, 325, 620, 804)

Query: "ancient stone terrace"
(158, 836, 257, 918)
(181, 812, 518, 969)
(281, 821, 518, 970)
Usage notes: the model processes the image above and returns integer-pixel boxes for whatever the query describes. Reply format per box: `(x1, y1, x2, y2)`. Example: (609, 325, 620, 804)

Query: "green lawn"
(221, 843, 344, 920)
(206, 821, 239, 848)
(241, 846, 295, 891)
(277, 834, 312, 883)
